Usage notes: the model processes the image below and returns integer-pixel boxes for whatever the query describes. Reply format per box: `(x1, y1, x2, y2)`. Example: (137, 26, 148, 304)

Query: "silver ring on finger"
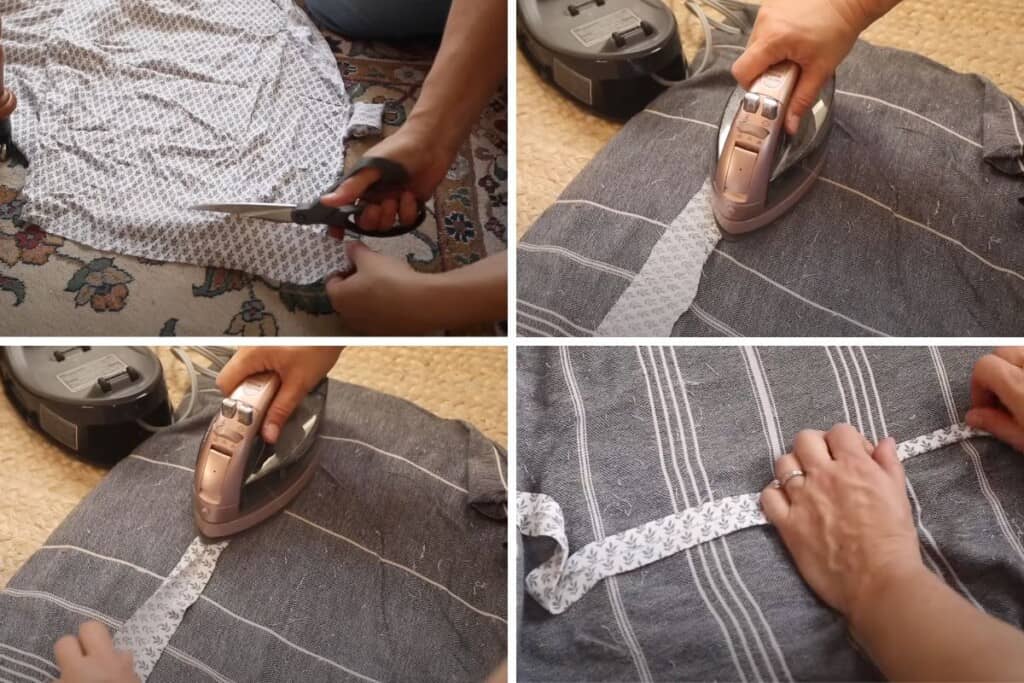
(781, 469, 806, 487)
(770, 479, 782, 489)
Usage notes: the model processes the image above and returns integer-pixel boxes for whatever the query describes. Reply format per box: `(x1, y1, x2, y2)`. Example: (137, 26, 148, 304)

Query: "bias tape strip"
(519, 423, 985, 614)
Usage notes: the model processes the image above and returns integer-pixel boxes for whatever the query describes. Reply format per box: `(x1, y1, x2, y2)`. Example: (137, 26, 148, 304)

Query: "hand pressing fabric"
(325, 243, 507, 335)
(732, 0, 903, 134)
(966, 347, 1024, 452)
(217, 347, 342, 444)
(54, 621, 139, 683)
(761, 424, 1024, 681)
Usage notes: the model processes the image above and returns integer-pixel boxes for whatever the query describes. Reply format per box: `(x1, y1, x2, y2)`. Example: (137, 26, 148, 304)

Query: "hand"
(732, 0, 885, 135)
(54, 621, 139, 683)
(326, 242, 443, 334)
(966, 347, 1024, 452)
(760, 424, 925, 624)
(217, 347, 342, 443)
(321, 121, 456, 235)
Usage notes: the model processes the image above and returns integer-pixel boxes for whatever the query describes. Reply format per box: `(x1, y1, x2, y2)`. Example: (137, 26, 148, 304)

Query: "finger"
(398, 191, 418, 226)
(54, 635, 84, 666)
(321, 167, 382, 207)
(774, 453, 806, 495)
(825, 423, 871, 460)
(344, 240, 375, 270)
(731, 38, 784, 89)
(78, 620, 113, 655)
(870, 437, 904, 483)
(966, 407, 1024, 453)
(216, 351, 266, 397)
(992, 347, 1024, 368)
(791, 429, 831, 469)
(326, 272, 359, 314)
(262, 382, 306, 444)
(357, 204, 382, 232)
(378, 198, 399, 229)
(760, 482, 790, 525)
(785, 67, 828, 135)
(970, 354, 1024, 416)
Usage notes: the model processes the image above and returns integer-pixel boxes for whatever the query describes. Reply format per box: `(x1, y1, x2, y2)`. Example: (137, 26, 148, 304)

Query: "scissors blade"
(191, 202, 298, 223)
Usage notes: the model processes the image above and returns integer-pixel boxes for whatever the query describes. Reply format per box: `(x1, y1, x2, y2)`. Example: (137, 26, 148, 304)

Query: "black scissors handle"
(294, 157, 427, 237)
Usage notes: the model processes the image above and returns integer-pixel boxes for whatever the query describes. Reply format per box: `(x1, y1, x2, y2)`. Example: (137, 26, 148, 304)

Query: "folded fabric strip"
(519, 422, 985, 615)
(113, 537, 229, 681)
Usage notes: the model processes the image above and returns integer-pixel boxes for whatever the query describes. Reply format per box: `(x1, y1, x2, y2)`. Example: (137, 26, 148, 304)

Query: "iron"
(711, 61, 835, 235)
(194, 372, 327, 538)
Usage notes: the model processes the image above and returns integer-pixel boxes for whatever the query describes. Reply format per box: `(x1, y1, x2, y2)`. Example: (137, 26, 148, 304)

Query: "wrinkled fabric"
(0, 375, 507, 682)
(517, 4, 1024, 337)
(3, 0, 355, 284)
(518, 346, 1024, 682)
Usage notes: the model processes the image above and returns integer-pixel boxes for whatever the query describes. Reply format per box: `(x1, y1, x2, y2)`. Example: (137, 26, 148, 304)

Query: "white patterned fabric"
(113, 537, 229, 681)
(4, 0, 355, 284)
(596, 180, 721, 336)
(519, 423, 987, 615)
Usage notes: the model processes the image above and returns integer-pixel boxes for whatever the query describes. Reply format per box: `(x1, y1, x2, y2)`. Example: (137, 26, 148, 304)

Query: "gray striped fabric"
(517, 5, 1024, 337)
(517, 346, 1024, 682)
(0, 377, 507, 682)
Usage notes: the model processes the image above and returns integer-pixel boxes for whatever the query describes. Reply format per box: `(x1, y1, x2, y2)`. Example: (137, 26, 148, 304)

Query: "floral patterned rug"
(0, 27, 507, 336)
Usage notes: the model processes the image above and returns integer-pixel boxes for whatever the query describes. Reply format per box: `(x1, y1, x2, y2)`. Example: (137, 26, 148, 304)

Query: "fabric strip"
(344, 103, 386, 140)
(113, 537, 229, 681)
(519, 423, 985, 615)
(595, 180, 722, 336)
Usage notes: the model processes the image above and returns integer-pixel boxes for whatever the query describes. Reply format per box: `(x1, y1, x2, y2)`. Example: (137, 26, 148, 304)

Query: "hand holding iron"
(732, 0, 901, 135)
(966, 347, 1024, 452)
(217, 347, 342, 444)
(54, 621, 139, 683)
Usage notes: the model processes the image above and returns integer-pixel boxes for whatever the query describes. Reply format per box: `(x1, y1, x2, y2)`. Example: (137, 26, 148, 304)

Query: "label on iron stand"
(553, 59, 594, 106)
(570, 8, 641, 47)
(56, 354, 127, 393)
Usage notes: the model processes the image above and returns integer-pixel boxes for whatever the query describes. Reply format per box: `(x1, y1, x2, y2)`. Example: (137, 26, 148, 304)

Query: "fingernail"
(264, 423, 280, 444)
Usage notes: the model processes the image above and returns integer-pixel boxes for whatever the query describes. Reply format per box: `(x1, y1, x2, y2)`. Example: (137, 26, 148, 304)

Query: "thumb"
(344, 240, 380, 271)
(216, 350, 267, 397)
(785, 67, 828, 135)
(871, 436, 903, 481)
(731, 39, 783, 89)
(321, 167, 382, 207)
(966, 407, 1024, 453)
(262, 382, 306, 444)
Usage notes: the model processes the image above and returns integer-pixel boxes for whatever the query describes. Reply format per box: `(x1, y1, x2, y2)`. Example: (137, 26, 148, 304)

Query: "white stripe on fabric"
(833, 348, 865, 435)
(929, 348, 1024, 564)
(754, 348, 785, 459)
(561, 347, 653, 682)
(0, 654, 50, 682)
(711, 249, 889, 336)
(518, 311, 571, 337)
(1, 589, 231, 683)
(596, 180, 722, 336)
(123, 453, 507, 625)
(660, 350, 778, 683)
(283, 511, 507, 624)
(0, 663, 40, 683)
(318, 435, 467, 494)
(517, 320, 557, 337)
(34, 545, 381, 682)
(824, 348, 852, 424)
(493, 446, 508, 492)
(635, 349, 748, 683)
(519, 301, 598, 335)
(128, 454, 194, 472)
(1008, 97, 1024, 174)
(641, 109, 718, 129)
(855, 350, 983, 611)
(819, 176, 1024, 284)
(0, 645, 58, 678)
(845, 347, 878, 443)
(552, 199, 671, 230)
(517, 243, 636, 282)
(741, 347, 784, 471)
(835, 90, 982, 148)
(690, 304, 743, 336)
(518, 424, 986, 614)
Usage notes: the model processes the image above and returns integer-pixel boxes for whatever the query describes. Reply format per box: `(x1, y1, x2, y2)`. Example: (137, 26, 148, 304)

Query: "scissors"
(190, 157, 427, 238)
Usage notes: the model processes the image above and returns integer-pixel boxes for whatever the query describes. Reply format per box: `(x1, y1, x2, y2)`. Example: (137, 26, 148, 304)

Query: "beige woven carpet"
(517, 0, 1024, 236)
(0, 346, 507, 586)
